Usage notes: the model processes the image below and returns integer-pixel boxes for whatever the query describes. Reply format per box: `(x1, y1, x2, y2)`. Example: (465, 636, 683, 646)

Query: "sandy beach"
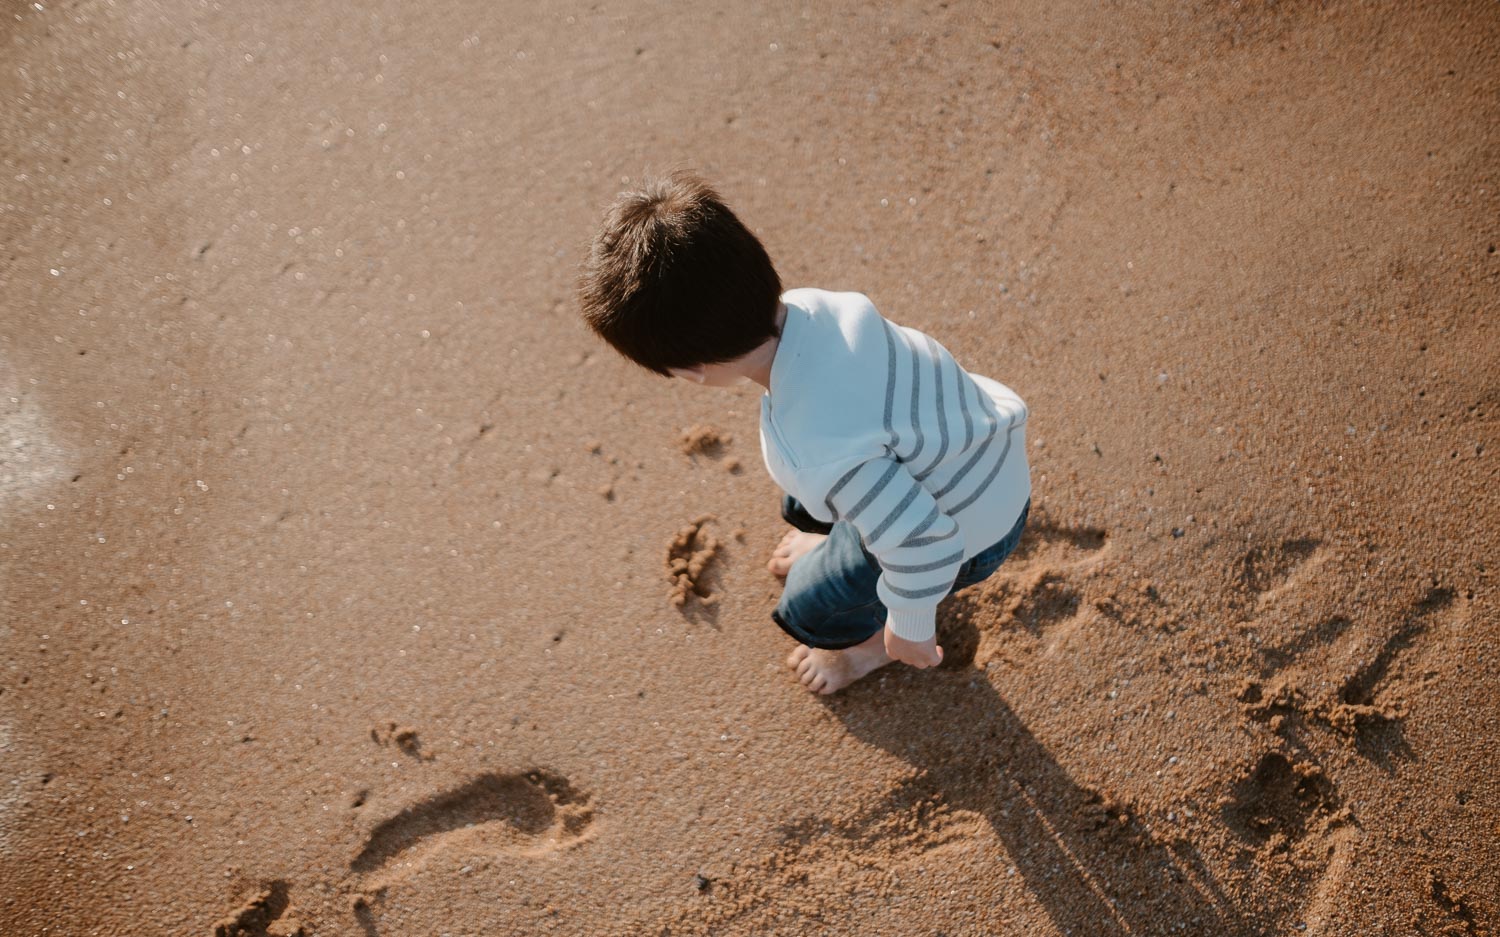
(2, 1, 1496, 934)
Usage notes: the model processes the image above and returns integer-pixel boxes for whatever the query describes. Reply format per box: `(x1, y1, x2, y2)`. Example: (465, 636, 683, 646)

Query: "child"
(578, 172, 1031, 695)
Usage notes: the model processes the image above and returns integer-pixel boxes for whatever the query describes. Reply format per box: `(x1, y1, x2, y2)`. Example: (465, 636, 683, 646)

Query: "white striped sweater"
(759, 289, 1031, 642)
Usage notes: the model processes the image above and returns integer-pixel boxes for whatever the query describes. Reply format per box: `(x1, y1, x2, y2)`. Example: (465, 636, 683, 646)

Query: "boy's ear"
(668, 366, 706, 383)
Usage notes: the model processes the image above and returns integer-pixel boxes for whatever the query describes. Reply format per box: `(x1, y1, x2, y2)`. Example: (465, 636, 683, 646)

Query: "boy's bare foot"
(767, 529, 826, 577)
(786, 629, 894, 695)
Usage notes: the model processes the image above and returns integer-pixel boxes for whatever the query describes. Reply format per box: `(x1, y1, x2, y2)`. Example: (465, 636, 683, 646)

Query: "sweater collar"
(767, 299, 806, 401)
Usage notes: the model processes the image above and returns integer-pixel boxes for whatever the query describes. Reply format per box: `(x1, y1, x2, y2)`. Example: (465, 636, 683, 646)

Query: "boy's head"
(578, 171, 783, 377)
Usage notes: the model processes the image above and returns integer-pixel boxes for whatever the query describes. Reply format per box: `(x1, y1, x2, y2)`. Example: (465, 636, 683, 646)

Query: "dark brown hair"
(578, 172, 783, 376)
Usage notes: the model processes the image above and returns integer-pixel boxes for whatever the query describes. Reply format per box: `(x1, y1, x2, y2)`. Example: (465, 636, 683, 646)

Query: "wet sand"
(2, 1, 1497, 934)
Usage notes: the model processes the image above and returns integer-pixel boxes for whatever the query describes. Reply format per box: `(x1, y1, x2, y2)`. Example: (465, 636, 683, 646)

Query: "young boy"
(579, 172, 1031, 695)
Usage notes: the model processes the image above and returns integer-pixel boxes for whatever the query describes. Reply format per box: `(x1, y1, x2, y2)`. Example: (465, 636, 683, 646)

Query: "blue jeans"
(771, 496, 1030, 650)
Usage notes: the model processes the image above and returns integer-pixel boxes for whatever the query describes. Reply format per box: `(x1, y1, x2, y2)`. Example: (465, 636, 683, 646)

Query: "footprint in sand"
(1237, 537, 1326, 610)
(213, 880, 305, 937)
(350, 770, 594, 889)
(1326, 587, 1459, 738)
(941, 518, 1109, 666)
(1219, 751, 1340, 846)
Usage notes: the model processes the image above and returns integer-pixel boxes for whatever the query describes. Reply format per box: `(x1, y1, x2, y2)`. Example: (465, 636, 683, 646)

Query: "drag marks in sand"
(1225, 542, 1477, 934)
(663, 735, 1246, 935)
(657, 773, 992, 933)
(1239, 585, 1463, 760)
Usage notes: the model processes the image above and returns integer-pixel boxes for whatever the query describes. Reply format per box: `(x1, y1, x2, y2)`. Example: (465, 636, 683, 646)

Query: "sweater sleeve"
(822, 456, 965, 642)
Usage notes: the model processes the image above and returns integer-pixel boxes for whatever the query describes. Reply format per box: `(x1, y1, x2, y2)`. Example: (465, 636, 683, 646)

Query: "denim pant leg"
(780, 493, 834, 536)
(771, 496, 1031, 651)
(772, 497, 884, 649)
(947, 499, 1031, 592)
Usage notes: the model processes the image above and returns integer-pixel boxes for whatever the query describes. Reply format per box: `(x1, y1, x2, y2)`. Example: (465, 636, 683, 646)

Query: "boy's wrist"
(885, 607, 936, 643)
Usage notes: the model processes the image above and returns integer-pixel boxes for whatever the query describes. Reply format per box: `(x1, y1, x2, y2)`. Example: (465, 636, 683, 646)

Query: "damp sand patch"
(0, 361, 72, 514)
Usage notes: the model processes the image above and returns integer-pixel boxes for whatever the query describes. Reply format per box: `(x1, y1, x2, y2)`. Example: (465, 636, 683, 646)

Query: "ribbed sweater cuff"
(885, 606, 937, 643)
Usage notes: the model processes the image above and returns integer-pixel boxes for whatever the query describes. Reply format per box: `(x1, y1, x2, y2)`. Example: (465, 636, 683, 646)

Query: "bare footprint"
(213, 880, 304, 937)
(1220, 751, 1339, 846)
(953, 519, 1110, 666)
(768, 529, 826, 578)
(351, 771, 593, 888)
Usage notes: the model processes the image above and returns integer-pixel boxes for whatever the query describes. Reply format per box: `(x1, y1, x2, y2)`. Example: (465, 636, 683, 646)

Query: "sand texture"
(2, 1, 1497, 934)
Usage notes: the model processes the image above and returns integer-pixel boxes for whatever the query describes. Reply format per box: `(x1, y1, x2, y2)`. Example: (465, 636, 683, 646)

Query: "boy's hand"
(884, 629, 943, 669)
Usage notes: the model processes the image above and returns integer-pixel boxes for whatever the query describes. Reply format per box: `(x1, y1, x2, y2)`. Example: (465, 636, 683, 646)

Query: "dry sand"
(2, 1, 1497, 934)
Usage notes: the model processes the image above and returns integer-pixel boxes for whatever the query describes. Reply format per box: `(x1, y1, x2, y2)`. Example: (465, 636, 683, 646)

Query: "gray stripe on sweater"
(956, 374, 974, 454)
(824, 461, 866, 518)
(903, 528, 959, 549)
(932, 432, 993, 500)
(867, 480, 922, 546)
(844, 461, 901, 522)
(948, 421, 1016, 515)
(880, 320, 900, 452)
(900, 504, 941, 545)
(915, 336, 949, 480)
(883, 549, 966, 575)
(974, 379, 1003, 430)
(905, 333, 924, 465)
(885, 580, 953, 600)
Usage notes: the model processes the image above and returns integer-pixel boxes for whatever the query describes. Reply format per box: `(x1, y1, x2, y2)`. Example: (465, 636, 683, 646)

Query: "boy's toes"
(786, 645, 811, 669)
(795, 653, 816, 679)
(767, 530, 800, 577)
